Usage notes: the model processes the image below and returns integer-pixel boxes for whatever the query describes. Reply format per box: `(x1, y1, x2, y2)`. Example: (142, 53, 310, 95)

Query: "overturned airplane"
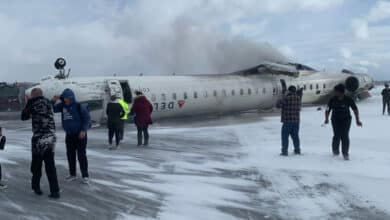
(27, 58, 374, 125)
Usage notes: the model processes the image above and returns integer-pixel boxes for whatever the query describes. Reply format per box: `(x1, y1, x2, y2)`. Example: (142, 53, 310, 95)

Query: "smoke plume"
(132, 18, 289, 75)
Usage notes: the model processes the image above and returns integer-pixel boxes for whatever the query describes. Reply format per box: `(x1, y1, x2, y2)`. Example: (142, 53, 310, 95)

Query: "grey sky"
(0, 0, 389, 81)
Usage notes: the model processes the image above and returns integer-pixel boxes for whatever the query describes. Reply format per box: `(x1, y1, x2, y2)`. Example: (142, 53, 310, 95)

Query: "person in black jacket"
(0, 127, 6, 190)
(106, 95, 125, 150)
(324, 84, 362, 161)
(21, 88, 60, 198)
(381, 83, 390, 115)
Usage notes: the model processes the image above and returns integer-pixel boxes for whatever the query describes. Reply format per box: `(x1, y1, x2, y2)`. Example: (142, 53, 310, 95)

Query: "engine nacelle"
(345, 76, 359, 92)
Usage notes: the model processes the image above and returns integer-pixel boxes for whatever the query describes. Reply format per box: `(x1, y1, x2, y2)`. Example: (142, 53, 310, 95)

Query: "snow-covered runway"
(1, 89, 389, 220)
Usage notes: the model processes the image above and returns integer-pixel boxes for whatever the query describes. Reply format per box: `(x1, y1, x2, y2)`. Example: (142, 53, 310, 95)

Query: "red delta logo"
(178, 100, 185, 108)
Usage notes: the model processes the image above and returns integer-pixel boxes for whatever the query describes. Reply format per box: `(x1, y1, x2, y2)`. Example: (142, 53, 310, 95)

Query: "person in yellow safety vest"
(117, 98, 129, 140)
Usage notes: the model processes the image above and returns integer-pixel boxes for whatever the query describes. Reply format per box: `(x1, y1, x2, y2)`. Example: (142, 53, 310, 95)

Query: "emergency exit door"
(106, 80, 123, 99)
(280, 79, 287, 95)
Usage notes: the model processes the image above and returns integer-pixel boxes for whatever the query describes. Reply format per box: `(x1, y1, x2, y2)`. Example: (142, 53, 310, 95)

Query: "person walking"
(277, 86, 303, 156)
(324, 84, 362, 160)
(21, 88, 60, 198)
(106, 95, 125, 150)
(381, 83, 390, 115)
(52, 88, 91, 184)
(130, 91, 153, 146)
(0, 127, 7, 190)
(117, 97, 129, 141)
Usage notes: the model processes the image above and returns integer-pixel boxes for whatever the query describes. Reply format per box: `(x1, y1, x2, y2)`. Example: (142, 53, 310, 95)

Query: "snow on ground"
(0, 88, 389, 220)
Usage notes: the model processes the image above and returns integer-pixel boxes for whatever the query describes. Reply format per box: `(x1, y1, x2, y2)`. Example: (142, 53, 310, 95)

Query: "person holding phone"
(22, 88, 60, 198)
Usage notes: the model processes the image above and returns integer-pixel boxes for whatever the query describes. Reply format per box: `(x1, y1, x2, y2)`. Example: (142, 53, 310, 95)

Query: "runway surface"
(0, 89, 389, 220)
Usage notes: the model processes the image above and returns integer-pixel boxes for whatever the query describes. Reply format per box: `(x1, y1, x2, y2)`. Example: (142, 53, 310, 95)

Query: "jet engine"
(345, 76, 359, 92)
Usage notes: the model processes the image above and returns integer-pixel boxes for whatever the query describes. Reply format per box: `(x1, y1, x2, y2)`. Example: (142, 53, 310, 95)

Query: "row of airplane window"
(149, 82, 329, 102)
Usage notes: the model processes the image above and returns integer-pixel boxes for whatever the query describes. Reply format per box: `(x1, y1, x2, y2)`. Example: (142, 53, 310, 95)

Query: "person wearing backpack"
(52, 88, 91, 184)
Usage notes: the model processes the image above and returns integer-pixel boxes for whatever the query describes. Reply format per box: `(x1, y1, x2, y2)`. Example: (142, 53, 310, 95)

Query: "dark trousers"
(65, 134, 89, 178)
(137, 125, 149, 145)
(119, 120, 125, 140)
(108, 125, 121, 146)
(383, 99, 390, 115)
(281, 122, 300, 154)
(331, 117, 352, 156)
(31, 151, 60, 194)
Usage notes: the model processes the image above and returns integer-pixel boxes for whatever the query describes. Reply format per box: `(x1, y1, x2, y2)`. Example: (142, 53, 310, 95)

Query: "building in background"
(0, 82, 35, 119)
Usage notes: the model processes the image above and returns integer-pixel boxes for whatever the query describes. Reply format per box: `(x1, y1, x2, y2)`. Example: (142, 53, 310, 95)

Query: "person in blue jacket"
(52, 89, 90, 184)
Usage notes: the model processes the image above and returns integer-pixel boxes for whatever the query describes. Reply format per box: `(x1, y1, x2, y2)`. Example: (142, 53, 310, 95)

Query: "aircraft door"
(119, 81, 132, 103)
(106, 80, 124, 99)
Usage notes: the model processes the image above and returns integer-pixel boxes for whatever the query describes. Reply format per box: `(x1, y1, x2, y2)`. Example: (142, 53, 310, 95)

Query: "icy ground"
(1, 88, 390, 220)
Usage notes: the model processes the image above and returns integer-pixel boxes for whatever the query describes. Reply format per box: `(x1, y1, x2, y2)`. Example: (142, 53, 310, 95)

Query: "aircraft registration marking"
(153, 100, 187, 111)
(153, 102, 175, 112)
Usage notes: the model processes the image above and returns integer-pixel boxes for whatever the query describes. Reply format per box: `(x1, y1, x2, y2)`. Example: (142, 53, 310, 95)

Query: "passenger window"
(151, 94, 156, 102)
(203, 91, 208, 98)
(213, 90, 218, 97)
(161, 93, 166, 101)
(310, 85, 313, 90)
(184, 92, 188, 100)
(256, 88, 259, 95)
(303, 85, 307, 90)
(194, 91, 198, 99)
(273, 88, 276, 94)
(232, 90, 235, 96)
(323, 84, 326, 89)
(222, 89, 227, 96)
(263, 88, 266, 94)
(248, 88, 252, 95)
(240, 88, 244, 96)
(316, 84, 319, 90)
(172, 93, 177, 100)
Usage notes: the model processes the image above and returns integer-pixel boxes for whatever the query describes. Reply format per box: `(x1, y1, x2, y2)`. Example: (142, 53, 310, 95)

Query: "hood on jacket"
(60, 88, 76, 105)
(135, 95, 148, 103)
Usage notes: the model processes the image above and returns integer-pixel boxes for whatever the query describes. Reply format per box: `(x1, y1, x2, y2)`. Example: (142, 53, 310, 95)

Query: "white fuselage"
(28, 70, 373, 124)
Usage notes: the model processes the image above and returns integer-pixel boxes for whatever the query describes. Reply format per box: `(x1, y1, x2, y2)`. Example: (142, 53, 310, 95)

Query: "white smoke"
(0, 2, 291, 80)
(136, 18, 289, 75)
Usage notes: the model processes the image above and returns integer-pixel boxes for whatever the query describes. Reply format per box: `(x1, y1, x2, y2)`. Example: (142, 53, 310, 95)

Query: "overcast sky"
(0, 0, 389, 81)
